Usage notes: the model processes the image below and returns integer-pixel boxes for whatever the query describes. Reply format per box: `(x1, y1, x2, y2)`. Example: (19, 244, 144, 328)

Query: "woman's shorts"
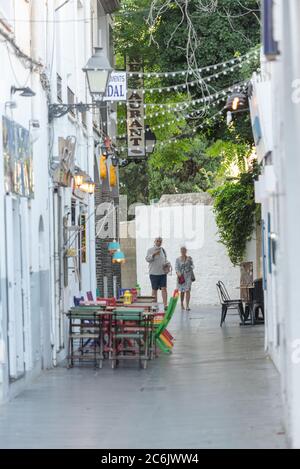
(150, 274, 167, 291)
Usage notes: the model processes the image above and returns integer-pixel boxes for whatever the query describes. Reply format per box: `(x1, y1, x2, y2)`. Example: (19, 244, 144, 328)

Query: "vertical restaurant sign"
(127, 90, 145, 157)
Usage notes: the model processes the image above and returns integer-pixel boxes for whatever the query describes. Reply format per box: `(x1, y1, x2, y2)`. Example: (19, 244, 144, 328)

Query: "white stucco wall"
(0, 0, 100, 402)
(135, 200, 240, 306)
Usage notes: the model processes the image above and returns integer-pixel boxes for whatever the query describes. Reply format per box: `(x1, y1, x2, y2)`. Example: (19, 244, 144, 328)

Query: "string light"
(126, 48, 259, 78)
(116, 80, 250, 125)
(113, 84, 249, 140)
(115, 106, 227, 154)
(143, 79, 251, 108)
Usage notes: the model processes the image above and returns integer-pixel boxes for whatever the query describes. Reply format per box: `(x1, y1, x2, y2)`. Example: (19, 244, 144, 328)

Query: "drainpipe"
(85, 0, 97, 295)
(45, 0, 58, 366)
(30, 0, 43, 370)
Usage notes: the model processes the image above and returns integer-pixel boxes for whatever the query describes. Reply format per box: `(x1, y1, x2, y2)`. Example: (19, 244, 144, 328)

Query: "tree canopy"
(114, 0, 261, 205)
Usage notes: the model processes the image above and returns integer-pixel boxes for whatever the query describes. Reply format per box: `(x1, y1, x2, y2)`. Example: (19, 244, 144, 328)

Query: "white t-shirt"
(145, 246, 167, 276)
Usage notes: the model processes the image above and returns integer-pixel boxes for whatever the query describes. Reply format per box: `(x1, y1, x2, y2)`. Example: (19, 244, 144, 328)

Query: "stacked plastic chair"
(154, 290, 179, 354)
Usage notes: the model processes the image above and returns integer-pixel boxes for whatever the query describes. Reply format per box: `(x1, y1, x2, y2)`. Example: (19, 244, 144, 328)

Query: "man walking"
(146, 237, 169, 309)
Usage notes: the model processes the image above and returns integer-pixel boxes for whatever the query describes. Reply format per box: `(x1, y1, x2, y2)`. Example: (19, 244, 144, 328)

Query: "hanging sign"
(127, 89, 145, 157)
(104, 72, 127, 102)
(53, 136, 76, 187)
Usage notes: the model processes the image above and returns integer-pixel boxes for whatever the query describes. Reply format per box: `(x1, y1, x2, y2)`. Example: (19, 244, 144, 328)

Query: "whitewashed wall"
(0, 0, 51, 401)
(0, 0, 99, 403)
(135, 202, 240, 306)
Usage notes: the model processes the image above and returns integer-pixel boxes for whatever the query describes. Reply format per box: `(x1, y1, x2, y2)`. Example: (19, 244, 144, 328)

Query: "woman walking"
(175, 247, 195, 311)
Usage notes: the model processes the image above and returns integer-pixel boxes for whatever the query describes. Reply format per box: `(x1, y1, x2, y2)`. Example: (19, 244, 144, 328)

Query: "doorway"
(5, 197, 25, 380)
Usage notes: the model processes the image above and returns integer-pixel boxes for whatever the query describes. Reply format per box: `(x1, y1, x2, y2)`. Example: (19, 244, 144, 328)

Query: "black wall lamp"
(49, 47, 113, 122)
(225, 92, 249, 112)
(11, 86, 36, 97)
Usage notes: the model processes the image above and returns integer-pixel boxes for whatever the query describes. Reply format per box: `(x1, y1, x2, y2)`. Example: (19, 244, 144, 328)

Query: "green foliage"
(211, 163, 261, 266)
(119, 161, 149, 208)
(207, 138, 255, 179)
(148, 137, 222, 199)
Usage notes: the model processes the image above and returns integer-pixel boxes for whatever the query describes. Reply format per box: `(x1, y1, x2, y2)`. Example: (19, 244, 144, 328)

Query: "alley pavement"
(0, 306, 286, 449)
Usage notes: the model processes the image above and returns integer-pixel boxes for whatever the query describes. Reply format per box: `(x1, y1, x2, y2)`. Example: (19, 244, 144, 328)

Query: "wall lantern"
(74, 168, 85, 188)
(145, 125, 157, 155)
(87, 181, 96, 194)
(83, 47, 113, 101)
(80, 177, 95, 194)
(226, 92, 248, 112)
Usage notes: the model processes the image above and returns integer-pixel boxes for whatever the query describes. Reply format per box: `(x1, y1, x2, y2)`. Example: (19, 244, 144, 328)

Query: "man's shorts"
(150, 274, 167, 291)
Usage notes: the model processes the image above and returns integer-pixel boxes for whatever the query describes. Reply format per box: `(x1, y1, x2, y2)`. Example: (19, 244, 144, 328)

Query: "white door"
(5, 197, 25, 379)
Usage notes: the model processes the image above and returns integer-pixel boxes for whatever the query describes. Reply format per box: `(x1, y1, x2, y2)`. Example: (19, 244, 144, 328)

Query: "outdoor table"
(67, 307, 113, 368)
(118, 296, 155, 304)
(117, 302, 158, 312)
(110, 308, 155, 369)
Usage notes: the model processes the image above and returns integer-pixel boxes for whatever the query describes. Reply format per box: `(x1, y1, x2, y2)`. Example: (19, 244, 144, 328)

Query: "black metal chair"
(216, 281, 245, 327)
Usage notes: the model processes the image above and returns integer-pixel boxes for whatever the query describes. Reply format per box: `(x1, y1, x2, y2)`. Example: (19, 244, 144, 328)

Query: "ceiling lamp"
(108, 240, 121, 254)
(112, 249, 126, 264)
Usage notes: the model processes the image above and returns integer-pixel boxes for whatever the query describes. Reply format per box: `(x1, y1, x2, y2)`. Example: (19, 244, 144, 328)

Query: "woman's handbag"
(178, 274, 185, 285)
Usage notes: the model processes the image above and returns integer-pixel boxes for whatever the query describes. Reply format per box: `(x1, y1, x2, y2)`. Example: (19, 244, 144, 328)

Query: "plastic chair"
(154, 291, 179, 353)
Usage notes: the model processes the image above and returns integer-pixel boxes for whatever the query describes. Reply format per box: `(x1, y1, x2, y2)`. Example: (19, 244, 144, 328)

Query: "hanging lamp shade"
(108, 240, 121, 254)
(110, 165, 117, 187)
(100, 155, 107, 179)
(112, 249, 126, 264)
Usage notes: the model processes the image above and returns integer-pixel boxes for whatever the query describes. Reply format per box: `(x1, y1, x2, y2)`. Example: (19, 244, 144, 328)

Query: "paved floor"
(0, 306, 286, 449)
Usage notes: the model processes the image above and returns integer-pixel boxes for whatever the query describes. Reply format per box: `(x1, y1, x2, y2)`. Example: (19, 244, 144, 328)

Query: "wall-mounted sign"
(104, 72, 127, 102)
(127, 90, 145, 158)
(2, 116, 34, 197)
(53, 136, 76, 187)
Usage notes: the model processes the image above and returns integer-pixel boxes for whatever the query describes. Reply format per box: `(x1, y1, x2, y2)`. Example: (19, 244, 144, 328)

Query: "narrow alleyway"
(0, 307, 286, 449)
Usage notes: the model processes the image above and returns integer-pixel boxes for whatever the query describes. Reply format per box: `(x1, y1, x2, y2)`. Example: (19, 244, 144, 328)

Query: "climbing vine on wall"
(211, 162, 261, 266)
